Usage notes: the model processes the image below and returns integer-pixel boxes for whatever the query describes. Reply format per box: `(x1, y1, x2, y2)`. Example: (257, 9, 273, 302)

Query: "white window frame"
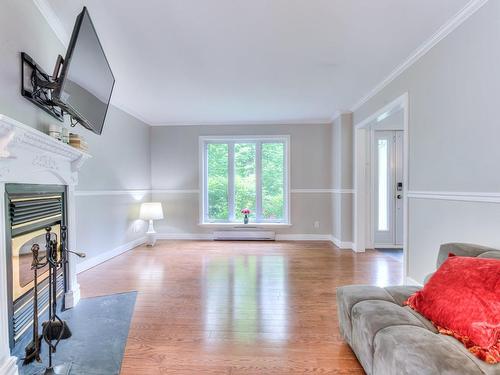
(199, 135, 291, 225)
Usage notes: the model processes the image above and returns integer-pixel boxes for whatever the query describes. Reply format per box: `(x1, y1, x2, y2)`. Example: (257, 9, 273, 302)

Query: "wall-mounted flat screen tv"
(53, 7, 114, 135)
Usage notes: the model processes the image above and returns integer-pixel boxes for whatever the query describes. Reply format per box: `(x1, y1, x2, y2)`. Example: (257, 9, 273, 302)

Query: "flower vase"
(244, 214, 249, 224)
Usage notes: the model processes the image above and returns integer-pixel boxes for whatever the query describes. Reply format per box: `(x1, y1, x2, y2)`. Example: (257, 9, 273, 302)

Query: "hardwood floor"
(78, 240, 402, 374)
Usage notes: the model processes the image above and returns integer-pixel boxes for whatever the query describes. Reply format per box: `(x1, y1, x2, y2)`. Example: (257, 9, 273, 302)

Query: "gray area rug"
(14, 291, 137, 375)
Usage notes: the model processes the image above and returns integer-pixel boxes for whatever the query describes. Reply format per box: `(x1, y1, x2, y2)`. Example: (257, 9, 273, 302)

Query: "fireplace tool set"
(23, 225, 85, 375)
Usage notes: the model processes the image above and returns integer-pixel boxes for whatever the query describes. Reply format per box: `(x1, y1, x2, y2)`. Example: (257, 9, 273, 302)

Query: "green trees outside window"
(205, 139, 287, 223)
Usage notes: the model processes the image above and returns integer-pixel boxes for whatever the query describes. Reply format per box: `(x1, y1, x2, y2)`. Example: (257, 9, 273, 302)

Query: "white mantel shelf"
(0, 114, 91, 177)
(0, 114, 92, 375)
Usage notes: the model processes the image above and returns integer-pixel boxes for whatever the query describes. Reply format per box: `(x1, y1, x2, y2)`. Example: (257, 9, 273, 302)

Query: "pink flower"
(241, 208, 251, 215)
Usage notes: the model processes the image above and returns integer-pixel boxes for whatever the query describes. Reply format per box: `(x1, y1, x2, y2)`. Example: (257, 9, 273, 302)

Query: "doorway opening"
(354, 93, 409, 279)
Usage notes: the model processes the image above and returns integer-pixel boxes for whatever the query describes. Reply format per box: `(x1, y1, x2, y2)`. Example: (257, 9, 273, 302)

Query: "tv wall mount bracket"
(21, 52, 79, 127)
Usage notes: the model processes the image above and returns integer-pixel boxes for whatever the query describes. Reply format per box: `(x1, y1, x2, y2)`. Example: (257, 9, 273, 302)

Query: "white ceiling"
(44, 0, 471, 125)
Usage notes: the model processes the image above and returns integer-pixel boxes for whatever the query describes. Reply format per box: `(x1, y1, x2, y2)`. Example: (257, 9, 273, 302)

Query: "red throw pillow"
(405, 255, 500, 363)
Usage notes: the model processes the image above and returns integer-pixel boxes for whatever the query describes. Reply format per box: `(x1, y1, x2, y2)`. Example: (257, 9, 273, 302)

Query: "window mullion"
(256, 141, 262, 222)
(228, 142, 235, 222)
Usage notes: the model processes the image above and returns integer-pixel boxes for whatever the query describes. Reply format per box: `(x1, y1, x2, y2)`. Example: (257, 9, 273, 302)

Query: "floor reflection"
(203, 254, 288, 344)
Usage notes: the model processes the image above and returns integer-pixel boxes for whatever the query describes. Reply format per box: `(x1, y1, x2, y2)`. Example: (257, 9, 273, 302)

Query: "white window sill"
(198, 222, 292, 228)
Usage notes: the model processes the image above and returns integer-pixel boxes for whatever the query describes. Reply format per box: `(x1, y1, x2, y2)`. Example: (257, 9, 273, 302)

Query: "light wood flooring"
(78, 240, 402, 374)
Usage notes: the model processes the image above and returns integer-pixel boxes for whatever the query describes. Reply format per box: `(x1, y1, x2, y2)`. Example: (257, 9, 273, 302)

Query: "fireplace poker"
(23, 243, 47, 365)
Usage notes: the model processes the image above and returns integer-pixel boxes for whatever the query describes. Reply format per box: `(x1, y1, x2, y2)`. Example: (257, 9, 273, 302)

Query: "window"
(201, 136, 289, 224)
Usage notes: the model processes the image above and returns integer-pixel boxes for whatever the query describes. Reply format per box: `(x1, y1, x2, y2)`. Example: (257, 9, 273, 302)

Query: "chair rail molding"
(407, 190, 500, 203)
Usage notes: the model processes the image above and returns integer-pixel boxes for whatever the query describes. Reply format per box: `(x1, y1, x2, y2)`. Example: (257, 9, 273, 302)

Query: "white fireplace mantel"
(0, 114, 91, 375)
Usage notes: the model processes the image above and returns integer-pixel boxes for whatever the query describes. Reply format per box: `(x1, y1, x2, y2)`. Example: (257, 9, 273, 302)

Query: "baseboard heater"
(213, 229, 276, 241)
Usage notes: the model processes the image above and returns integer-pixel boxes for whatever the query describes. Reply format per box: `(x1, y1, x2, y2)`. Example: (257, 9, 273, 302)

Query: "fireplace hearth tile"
(14, 291, 137, 375)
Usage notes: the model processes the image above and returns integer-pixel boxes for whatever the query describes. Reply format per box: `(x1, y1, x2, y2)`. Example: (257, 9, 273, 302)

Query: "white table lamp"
(140, 202, 164, 246)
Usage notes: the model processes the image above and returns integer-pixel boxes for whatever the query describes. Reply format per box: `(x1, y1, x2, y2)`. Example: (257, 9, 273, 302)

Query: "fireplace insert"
(5, 183, 67, 349)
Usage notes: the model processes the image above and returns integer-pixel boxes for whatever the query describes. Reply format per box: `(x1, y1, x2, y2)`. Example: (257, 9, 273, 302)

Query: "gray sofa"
(337, 243, 500, 375)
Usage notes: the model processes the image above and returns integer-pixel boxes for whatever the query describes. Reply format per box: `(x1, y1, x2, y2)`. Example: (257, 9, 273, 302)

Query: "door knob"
(397, 194, 402, 199)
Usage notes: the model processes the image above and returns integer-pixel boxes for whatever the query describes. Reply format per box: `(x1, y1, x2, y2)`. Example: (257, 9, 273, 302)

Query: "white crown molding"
(32, 0, 70, 47)
(77, 236, 146, 274)
(407, 190, 500, 203)
(349, 0, 489, 113)
(150, 118, 333, 127)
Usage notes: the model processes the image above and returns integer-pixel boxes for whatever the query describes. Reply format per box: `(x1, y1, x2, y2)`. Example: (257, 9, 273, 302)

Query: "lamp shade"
(140, 202, 164, 220)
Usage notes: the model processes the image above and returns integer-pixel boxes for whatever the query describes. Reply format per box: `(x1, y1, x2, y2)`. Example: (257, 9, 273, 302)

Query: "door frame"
(353, 93, 409, 280)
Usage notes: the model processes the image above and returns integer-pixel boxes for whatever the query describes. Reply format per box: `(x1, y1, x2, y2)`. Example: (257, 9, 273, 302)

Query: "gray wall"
(150, 124, 333, 236)
(331, 114, 354, 243)
(1, 0, 151, 265)
(353, 1, 500, 283)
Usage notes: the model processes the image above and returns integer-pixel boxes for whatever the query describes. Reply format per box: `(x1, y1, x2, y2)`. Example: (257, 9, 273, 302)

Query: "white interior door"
(374, 131, 404, 246)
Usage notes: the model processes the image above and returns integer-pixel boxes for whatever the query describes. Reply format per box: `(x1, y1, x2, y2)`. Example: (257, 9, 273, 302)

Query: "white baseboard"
(76, 236, 146, 274)
(64, 283, 81, 308)
(0, 356, 18, 375)
(405, 276, 423, 287)
(275, 234, 332, 241)
(330, 236, 354, 249)
(155, 232, 334, 241)
(156, 233, 214, 240)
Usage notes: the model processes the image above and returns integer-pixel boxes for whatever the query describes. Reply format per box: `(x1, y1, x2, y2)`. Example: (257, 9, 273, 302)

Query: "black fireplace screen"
(5, 184, 67, 348)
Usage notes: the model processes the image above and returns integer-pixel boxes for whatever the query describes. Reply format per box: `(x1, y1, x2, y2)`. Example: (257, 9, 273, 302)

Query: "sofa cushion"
(373, 325, 485, 375)
(478, 251, 500, 260)
(351, 300, 429, 374)
(384, 285, 420, 306)
(437, 243, 500, 268)
(336, 285, 397, 344)
(407, 256, 500, 363)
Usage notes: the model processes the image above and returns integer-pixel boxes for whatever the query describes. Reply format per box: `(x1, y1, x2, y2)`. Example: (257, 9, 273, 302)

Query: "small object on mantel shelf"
(69, 133, 88, 151)
(49, 124, 62, 141)
(61, 127, 69, 144)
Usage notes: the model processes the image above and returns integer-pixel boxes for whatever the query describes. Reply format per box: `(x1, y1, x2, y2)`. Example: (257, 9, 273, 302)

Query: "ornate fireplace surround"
(0, 114, 91, 375)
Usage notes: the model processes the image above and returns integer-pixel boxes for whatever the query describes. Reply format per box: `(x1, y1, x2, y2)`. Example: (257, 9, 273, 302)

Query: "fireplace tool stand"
(37, 225, 86, 375)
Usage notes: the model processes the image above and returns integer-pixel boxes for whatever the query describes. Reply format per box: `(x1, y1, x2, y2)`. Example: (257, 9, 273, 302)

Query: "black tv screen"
(54, 7, 114, 135)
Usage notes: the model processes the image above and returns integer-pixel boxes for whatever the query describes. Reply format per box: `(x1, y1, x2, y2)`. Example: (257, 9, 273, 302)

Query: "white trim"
(407, 190, 500, 203)
(0, 356, 18, 375)
(150, 119, 332, 127)
(155, 233, 334, 241)
(199, 135, 291, 225)
(330, 236, 354, 250)
(374, 244, 403, 249)
(152, 189, 199, 194)
(75, 189, 151, 196)
(32, 0, 69, 46)
(275, 234, 332, 241)
(156, 233, 214, 240)
(350, 0, 489, 112)
(290, 188, 355, 194)
(354, 93, 409, 276)
(75, 188, 356, 196)
(76, 237, 146, 274)
(405, 277, 423, 287)
(198, 222, 292, 228)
